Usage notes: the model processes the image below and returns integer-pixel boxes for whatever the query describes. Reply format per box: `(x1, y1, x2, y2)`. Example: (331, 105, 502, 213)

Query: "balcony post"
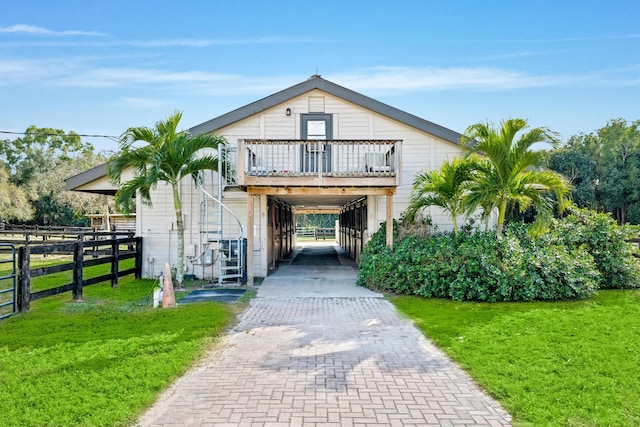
(247, 193, 254, 287)
(237, 139, 246, 184)
(317, 146, 322, 182)
(395, 140, 402, 186)
(386, 194, 393, 249)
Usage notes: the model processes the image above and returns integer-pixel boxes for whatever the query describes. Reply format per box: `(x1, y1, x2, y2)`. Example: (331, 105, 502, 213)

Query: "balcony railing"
(237, 139, 401, 187)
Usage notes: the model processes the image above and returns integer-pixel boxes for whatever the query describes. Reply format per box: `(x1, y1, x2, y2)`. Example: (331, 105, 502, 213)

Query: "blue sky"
(1, 0, 639, 152)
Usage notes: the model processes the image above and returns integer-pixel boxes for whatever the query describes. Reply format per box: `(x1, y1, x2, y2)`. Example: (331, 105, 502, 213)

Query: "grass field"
(392, 290, 640, 426)
(0, 276, 237, 427)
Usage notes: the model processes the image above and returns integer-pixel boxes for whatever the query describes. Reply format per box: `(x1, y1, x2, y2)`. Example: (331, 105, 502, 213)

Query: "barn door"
(301, 114, 332, 173)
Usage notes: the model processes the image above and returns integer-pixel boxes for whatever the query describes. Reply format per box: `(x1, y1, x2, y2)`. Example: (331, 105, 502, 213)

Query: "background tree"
(463, 118, 571, 236)
(296, 214, 338, 229)
(596, 119, 640, 224)
(547, 119, 640, 224)
(0, 126, 109, 225)
(0, 163, 32, 223)
(0, 126, 92, 186)
(546, 137, 599, 210)
(108, 111, 227, 287)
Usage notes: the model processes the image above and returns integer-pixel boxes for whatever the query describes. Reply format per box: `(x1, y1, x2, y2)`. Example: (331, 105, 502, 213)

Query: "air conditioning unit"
(366, 152, 391, 172)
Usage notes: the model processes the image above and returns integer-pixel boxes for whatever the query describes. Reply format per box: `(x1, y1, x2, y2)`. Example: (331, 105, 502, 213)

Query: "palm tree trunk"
(172, 184, 184, 287)
(452, 214, 458, 235)
(496, 199, 508, 237)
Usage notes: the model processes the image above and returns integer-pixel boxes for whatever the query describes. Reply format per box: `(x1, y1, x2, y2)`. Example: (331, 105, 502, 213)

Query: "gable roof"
(65, 163, 117, 195)
(190, 75, 463, 144)
(68, 76, 464, 194)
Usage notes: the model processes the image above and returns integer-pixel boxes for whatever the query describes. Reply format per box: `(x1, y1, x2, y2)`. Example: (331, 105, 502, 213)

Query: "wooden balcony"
(237, 139, 401, 187)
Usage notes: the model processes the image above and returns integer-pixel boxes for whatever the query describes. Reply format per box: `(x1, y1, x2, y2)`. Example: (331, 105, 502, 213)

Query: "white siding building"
(67, 76, 470, 283)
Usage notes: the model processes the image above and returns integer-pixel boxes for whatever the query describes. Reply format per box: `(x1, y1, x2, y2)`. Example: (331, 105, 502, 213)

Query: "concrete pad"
(257, 242, 382, 299)
(177, 288, 246, 304)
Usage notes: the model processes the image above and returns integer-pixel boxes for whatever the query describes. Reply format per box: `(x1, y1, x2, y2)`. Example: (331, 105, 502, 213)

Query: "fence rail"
(1, 223, 95, 232)
(0, 229, 135, 246)
(295, 227, 336, 240)
(15, 235, 142, 312)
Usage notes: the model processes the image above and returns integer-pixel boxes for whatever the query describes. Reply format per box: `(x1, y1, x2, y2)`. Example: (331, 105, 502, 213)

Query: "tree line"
(2, 117, 639, 230)
(407, 118, 640, 230)
(0, 126, 111, 226)
(546, 118, 640, 225)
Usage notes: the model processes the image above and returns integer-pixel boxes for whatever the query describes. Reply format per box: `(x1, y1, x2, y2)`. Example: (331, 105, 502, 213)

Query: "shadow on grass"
(0, 278, 237, 427)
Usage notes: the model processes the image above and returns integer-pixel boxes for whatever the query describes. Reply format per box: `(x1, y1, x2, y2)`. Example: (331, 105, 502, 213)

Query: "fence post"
(17, 245, 31, 312)
(111, 237, 119, 288)
(92, 231, 98, 258)
(134, 237, 142, 279)
(73, 240, 84, 301)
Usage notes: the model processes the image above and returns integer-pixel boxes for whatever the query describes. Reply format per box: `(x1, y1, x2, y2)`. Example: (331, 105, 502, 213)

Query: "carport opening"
(264, 194, 371, 275)
(287, 196, 368, 264)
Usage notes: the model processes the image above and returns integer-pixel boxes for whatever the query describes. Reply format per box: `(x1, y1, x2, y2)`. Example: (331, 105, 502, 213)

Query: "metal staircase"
(197, 146, 245, 284)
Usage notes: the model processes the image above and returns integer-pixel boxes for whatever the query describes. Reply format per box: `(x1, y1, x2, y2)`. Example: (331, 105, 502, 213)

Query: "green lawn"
(0, 276, 237, 427)
(392, 290, 640, 426)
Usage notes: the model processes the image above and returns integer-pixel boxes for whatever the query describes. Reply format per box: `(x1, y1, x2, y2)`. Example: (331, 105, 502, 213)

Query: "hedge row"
(357, 208, 640, 302)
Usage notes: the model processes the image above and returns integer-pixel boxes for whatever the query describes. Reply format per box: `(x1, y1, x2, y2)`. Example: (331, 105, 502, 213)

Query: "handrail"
(240, 139, 400, 179)
(196, 183, 244, 239)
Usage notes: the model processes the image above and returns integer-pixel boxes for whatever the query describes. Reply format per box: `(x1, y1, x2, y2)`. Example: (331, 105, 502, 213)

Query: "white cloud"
(127, 36, 319, 48)
(0, 58, 75, 84)
(2, 51, 635, 96)
(0, 29, 319, 47)
(0, 24, 106, 37)
(327, 66, 588, 92)
(39, 63, 576, 93)
(53, 67, 300, 95)
(120, 97, 170, 109)
(55, 68, 243, 88)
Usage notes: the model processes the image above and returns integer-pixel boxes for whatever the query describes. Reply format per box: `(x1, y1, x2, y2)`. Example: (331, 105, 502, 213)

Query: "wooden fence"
(16, 234, 142, 312)
(2, 223, 94, 230)
(0, 226, 125, 246)
(295, 227, 336, 240)
(314, 228, 336, 240)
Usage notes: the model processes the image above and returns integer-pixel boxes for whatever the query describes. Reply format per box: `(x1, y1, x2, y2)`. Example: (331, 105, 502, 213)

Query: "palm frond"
(181, 156, 220, 180)
(461, 118, 568, 235)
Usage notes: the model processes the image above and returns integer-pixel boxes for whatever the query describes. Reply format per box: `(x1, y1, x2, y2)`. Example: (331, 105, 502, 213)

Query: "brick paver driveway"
(138, 243, 511, 426)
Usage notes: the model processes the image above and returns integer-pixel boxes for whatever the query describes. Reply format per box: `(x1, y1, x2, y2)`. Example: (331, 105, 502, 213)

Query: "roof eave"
(65, 163, 116, 195)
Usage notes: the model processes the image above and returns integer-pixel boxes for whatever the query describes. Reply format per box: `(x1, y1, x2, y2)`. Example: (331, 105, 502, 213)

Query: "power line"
(0, 130, 120, 142)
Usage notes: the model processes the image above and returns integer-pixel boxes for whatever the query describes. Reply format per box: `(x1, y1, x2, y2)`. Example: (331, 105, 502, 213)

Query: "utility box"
(203, 249, 214, 265)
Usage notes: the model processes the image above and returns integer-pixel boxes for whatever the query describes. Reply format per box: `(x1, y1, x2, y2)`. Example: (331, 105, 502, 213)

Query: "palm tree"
(462, 118, 571, 236)
(406, 156, 479, 235)
(108, 111, 227, 287)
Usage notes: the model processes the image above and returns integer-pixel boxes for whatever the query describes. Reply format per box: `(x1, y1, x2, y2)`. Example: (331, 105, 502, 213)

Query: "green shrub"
(356, 209, 632, 302)
(550, 207, 640, 289)
(502, 229, 600, 300)
(356, 220, 399, 291)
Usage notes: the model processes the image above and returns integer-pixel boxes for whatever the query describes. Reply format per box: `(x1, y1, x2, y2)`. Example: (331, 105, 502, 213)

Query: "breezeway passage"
(138, 242, 511, 426)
